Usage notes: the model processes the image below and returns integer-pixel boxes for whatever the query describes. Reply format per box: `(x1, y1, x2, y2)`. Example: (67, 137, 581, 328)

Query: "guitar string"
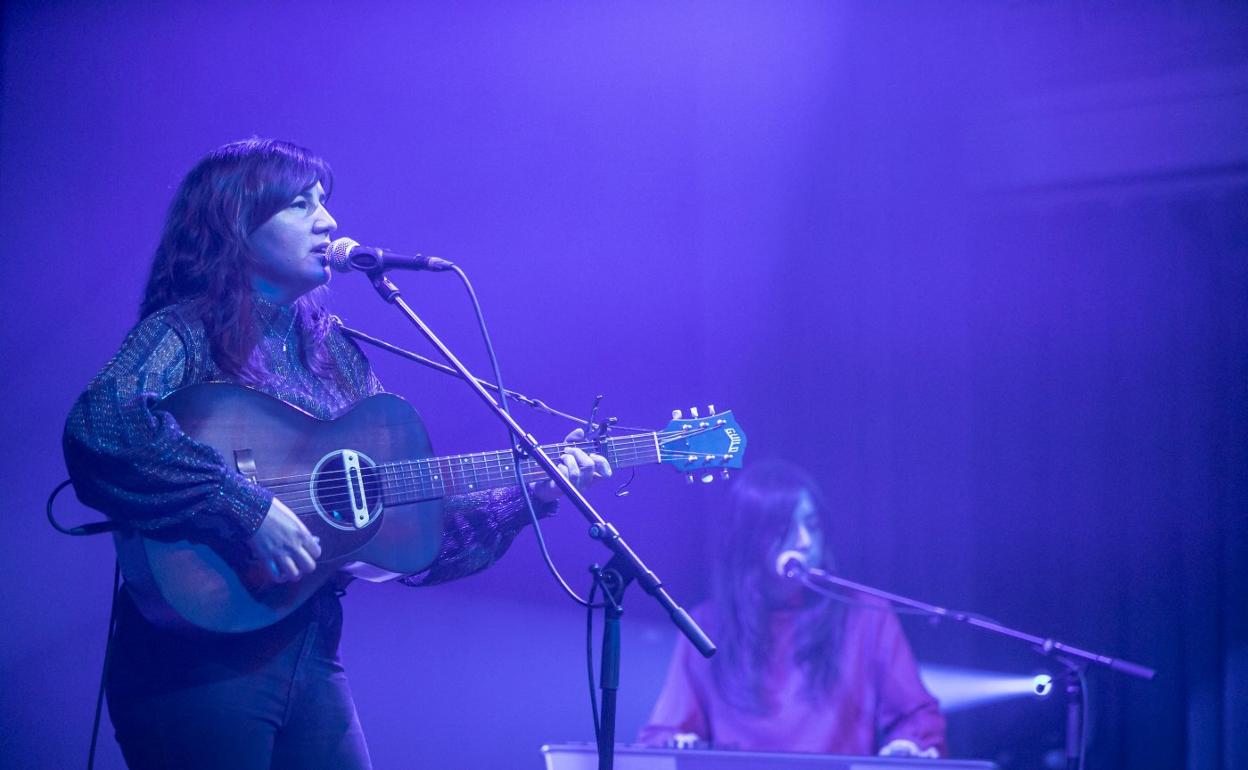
(252, 434, 720, 510)
(266, 448, 722, 517)
(255, 439, 599, 490)
(253, 432, 652, 490)
(271, 457, 663, 517)
(277, 452, 713, 518)
(265, 445, 696, 514)
(281, 444, 672, 503)
(252, 425, 725, 492)
(255, 438, 602, 490)
(248, 421, 730, 489)
(266, 428, 721, 502)
(243, 425, 731, 515)
(272, 445, 647, 502)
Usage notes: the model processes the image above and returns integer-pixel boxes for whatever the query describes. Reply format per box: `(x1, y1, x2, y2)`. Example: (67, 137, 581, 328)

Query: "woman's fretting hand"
(531, 427, 613, 503)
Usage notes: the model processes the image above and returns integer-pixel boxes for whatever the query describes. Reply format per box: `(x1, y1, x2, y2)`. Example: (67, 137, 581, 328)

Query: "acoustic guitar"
(113, 383, 747, 633)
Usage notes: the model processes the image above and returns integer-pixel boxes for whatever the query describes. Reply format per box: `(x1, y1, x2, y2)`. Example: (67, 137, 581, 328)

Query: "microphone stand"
(359, 271, 716, 770)
(335, 321, 587, 424)
(795, 566, 1154, 769)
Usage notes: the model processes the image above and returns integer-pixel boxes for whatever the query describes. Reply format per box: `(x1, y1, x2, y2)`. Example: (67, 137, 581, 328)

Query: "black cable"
(449, 265, 594, 607)
(47, 479, 116, 537)
(442, 268, 630, 751)
(48, 476, 120, 767)
(87, 561, 120, 770)
(46, 480, 76, 534)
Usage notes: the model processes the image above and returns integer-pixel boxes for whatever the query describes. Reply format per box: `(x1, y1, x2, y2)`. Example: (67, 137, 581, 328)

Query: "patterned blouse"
(62, 298, 546, 587)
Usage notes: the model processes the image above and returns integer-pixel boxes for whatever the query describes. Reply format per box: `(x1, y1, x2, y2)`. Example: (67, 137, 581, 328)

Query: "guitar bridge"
(341, 450, 370, 528)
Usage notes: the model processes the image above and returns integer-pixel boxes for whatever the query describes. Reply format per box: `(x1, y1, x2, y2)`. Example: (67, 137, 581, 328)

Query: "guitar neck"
(377, 432, 661, 504)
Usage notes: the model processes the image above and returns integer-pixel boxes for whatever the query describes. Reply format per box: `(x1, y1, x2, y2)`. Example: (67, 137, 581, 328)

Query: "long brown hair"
(710, 459, 846, 713)
(141, 138, 336, 384)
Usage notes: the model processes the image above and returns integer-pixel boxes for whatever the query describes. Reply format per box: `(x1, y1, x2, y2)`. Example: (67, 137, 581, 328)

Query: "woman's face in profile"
(247, 182, 337, 303)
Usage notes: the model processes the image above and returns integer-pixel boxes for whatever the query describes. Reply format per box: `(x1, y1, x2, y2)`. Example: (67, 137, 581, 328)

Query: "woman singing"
(63, 138, 607, 769)
(639, 459, 945, 756)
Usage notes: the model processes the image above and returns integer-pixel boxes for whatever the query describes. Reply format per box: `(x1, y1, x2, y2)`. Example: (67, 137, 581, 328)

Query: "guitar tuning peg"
(672, 409, 683, 420)
(708, 404, 716, 415)
(686, 473, 695, 485)
(721, 469, 730, 481)
(700, 473, 714, 484)
(690, 406, 699, 418)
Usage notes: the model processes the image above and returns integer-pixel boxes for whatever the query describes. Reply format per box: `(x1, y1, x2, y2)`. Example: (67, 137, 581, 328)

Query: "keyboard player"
(638, 461, 945, 757)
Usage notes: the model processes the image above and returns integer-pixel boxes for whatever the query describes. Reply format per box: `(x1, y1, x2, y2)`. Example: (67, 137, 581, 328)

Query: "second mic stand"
(797, 567, 1154, 770)
(589, 555, 632, 767)
(362, 271, 716, 770)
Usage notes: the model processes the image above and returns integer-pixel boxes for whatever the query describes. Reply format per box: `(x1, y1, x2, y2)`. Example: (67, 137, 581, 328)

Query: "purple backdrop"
(2, 2, 1245, 768)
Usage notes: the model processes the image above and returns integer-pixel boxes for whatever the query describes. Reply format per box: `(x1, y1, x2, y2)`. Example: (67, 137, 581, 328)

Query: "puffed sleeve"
(873, 608, 947, 756)
(637, 634, 711, 746)
(62, 312, 272, 540)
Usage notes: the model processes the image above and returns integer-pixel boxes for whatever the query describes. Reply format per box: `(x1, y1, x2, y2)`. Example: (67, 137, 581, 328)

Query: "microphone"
(775, 550, 808, 579)
(327, 237, 455, 274)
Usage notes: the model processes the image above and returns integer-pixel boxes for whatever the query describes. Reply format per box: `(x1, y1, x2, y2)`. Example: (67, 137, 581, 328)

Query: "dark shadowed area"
(1, 2, 1244, 768)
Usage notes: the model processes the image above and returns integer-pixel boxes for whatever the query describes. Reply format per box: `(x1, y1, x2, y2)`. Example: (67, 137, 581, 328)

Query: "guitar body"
(108, 383, 747, 634)
(116, 383, 443, 634)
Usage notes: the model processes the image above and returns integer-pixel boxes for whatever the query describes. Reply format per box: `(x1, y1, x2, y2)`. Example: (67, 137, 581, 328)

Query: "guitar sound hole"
(310, 451, 384, 530)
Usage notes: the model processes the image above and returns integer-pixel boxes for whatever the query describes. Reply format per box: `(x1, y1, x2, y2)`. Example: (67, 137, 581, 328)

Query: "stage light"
(919, 665, 1055, 712)
(1032, 673, 1053, 697)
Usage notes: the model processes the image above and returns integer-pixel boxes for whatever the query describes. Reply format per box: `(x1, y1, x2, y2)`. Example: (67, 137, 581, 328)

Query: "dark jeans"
(106, 583, 371, 770)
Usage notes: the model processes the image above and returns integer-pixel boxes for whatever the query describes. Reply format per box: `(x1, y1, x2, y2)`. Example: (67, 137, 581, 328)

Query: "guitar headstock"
(659, 405, 747, 483)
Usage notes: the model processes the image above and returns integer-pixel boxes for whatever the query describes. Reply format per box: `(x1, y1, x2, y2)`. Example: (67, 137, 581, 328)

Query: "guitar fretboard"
(375, 432, 665, 505)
